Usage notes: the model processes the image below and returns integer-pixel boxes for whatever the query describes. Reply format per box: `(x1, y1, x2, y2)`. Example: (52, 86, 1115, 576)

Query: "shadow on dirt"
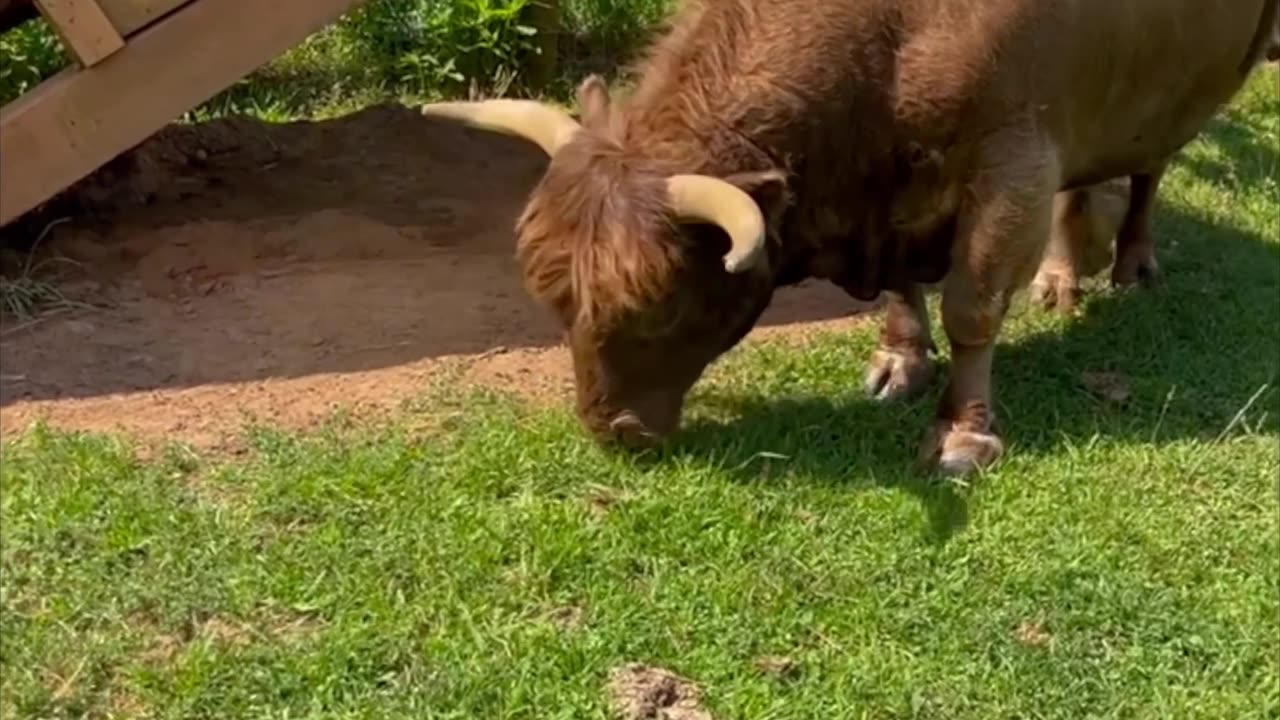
(0, 106, 866, 407)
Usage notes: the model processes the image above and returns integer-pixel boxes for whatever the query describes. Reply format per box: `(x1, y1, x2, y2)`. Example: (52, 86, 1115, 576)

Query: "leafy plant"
(335, 0, 540, 96)
(0, 19, 66, 105)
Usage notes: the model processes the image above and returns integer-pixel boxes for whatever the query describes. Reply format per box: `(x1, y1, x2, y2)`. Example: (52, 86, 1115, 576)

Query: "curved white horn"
(421, 99, 581, 157)
(665, 174, 768, 273)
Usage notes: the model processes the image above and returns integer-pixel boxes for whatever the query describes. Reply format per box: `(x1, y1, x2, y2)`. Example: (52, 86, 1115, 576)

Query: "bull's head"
(423, 77, 786, 447)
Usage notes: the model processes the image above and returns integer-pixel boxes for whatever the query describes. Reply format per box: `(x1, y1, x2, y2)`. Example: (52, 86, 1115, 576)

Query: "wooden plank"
(0, 0, 367, 226)
(35, 0, 125, 67)
(96, 0, 190, 37)
(0, 0, 190, 40)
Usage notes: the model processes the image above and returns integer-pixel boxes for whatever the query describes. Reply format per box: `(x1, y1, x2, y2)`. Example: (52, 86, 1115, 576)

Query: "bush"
(0, 0, 674, 113)
(0, 20, 66, 105)
(332, 0, 541, 96)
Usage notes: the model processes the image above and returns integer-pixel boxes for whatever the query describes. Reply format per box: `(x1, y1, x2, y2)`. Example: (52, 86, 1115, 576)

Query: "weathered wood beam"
(35, 0, 125, 67)
(96, 0, 191, 37)
(0, 0, 367, 226)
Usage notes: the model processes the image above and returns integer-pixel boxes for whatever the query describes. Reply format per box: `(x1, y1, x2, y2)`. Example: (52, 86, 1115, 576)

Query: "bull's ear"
(722, 169, 789, 227)
(576, 75, 612, 128)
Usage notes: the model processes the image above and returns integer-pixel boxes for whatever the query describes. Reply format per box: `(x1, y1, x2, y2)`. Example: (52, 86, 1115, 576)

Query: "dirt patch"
(752, 655, 800, 680)
(0, 104, 874, 449)
(1015, 620, 1053, 648)
(1082, 370, 1132, 404)
(583, 484, 633, 519)
(607, 664, 713, 720)
(547, 605, 587, 631)
(134, 609, 319, 667)
(106, 686, 149, 718)
(43, 657, 89, 703)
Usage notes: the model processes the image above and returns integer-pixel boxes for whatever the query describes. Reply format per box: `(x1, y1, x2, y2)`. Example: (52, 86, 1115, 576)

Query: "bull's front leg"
(921, 155, 1056, 475)
(864, 282, 937, 402)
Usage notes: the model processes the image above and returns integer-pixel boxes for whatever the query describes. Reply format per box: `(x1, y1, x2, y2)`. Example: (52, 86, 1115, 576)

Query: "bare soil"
(606, 664, 712, 720)
(0, 104, 873, 449)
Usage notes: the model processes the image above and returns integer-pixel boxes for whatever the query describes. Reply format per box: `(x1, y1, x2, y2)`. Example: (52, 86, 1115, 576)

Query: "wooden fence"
(0, 0, 368, 226)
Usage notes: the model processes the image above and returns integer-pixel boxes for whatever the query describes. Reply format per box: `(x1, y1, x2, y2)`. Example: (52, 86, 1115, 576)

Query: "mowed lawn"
(3, 72, 1277, 720)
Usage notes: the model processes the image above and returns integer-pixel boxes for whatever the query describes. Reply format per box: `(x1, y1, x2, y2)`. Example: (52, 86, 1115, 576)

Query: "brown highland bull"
(425, 0, 1278, 474)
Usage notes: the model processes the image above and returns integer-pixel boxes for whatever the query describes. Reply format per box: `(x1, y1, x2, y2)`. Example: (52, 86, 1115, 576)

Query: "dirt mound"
(0, 105, 873, 448)
(606, 664, 712, 720)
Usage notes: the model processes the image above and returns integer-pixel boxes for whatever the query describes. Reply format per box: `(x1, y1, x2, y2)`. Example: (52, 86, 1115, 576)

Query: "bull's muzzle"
(606, 411, 663, 449)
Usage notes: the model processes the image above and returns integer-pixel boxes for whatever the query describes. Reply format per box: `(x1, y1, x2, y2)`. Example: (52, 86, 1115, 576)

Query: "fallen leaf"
(1015, 620, 1052, 648)
(1082, 370, 1131, 403)
(753, 655, 800, 679)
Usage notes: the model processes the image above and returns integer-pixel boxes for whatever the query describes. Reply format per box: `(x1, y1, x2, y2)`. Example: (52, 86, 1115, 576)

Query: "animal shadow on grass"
(666, 205, 1277, 543)
(662, 157, 1279, 545)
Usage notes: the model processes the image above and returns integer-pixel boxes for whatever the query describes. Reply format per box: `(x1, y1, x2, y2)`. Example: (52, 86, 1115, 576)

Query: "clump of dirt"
(0, 104, 872, 449)
(583, 484, 633, 519)
(606, 664, 713, 720)
(547, 605, 587, 631)
(752, 655, 801, 680)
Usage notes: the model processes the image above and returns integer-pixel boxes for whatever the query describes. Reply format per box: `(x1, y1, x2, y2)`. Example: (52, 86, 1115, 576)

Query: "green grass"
(2, 69, 1278, 720)
(0, 0, 674, 116)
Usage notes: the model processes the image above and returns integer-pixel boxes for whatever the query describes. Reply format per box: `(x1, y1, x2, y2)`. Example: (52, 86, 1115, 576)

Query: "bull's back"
(1026, 0, 1273, 185)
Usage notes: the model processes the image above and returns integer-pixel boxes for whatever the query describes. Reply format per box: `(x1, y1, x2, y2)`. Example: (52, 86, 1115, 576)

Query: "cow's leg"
(1111, 166, 1165, 287)
(1032, 179, 1130, 312)
(1030, 190, 1089, 312)
(865, 282, 936, 402)
(921, 157, 1056, 475)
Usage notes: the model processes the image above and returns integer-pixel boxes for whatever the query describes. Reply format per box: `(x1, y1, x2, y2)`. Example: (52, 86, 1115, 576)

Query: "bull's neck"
(615, 105, 784, 180)
(610, 102, 823, 291)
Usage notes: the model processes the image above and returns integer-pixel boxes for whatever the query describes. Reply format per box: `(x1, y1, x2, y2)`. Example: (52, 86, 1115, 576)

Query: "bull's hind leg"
(921, 143, 1057, 475)
(865, 282, 937, 402)
(1031, 179, 1130, 312)
(1111, 166, 1165, 287)
(1030, 189, 1091, 312)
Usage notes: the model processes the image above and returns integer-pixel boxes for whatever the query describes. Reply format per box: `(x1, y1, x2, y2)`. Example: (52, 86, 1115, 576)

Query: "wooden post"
(35, 0, 125, 67)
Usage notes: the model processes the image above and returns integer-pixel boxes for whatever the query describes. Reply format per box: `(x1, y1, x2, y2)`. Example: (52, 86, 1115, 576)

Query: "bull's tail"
(1240, 0, 1280, 73)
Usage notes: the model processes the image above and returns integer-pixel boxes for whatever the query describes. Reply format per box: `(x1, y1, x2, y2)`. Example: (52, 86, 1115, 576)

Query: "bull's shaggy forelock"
(514, 133, 685, 332)
(513, 0, 798, 336)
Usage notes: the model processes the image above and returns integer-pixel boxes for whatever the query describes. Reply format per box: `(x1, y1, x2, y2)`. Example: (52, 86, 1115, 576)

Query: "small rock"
(64, 319, 96, 336)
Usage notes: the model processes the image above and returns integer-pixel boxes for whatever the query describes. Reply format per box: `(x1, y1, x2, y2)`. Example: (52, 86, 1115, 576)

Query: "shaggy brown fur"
(503, 0, 1276, 469)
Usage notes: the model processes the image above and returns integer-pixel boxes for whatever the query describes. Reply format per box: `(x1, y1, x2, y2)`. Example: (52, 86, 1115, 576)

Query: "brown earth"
(606, 664, 713, 720)
(0, 104, 875, 450)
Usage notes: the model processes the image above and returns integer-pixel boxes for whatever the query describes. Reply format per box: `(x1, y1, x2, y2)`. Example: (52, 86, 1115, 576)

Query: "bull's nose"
(605, 411, 662, 449)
